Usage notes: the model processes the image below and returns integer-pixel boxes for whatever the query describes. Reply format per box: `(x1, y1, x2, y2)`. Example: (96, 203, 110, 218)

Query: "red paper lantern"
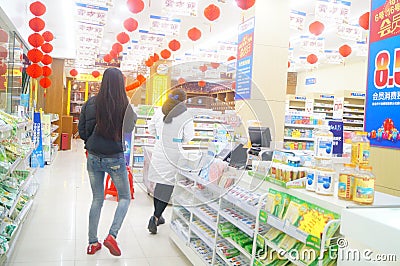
(30, 1, 46, 16)
(188, 27, 202, 42)
(153, 53, 159, 62)
(198, 80, 206, 88)
(26, 64, 43, 78)
(168, 39, 181, 52)
(136, 74, 146, 84)
(29, 17, 45, 32)
(112, 43, 123, 53)
(41, 54, 52, 65)
(104, 54, 112, 63)
(204, 4, 220, 22)
(127, 0, 144, 14)
(145, 59, 153, 67)
(42, 66, 52, 77)
(110, 49, 118, 59)
(124, 18, 138, 32)
(211, 62, 220, 69)
(42, 31, 54, 42)
(359, 12, 370, 30)
(92, 70, 100, 78)
(116, 32, 130, 44)
(339, 44, 352, 57)
(199, 65, 207, 72)
(309, 21, 325, 36)
(307, 54, 318, 64)
(0, 62, 7, 75)
(232, 81, 236, 90)
(160, 49, 171, 59)
(70, 69, 78, 77)
(27, 48, 44, 63)
(178, 78, 186, 84)
(0, 46, 7, 59)
(41, 42, 53, 53)
(28, 33, 44, 48)
(126, 80, 141, 91)
(40, 77, 51, 88)
(235, 0, 256, 10)
(227, 56, 236, 61)
(288, 61, 291, 68)
(0, 29, 8, 43)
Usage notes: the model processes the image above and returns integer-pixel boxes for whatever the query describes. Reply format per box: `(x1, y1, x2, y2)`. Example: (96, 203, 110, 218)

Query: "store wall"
(238, 0, 289, 146)
(296, 59, 368, 95)
(296, 59, 400, 196)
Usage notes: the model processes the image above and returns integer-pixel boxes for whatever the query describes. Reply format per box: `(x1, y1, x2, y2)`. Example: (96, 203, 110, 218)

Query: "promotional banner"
(336, 23, 363, 41)
(138, 30, 166, 47)
(325, 50, 344, 64)
(76, 3, 108, 26)
(290, 10, 306, 31)
(31, 112, 44, 168)
(329, 120, 344, 155)
(365, 0, 400, 149)
(149, 15, 181, 36)
(235, 17, 255, 100)
(300, 36, 325, 53)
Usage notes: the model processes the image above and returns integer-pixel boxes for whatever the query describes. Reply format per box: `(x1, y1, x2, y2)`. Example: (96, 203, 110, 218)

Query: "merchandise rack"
(341, 91, 365, 132)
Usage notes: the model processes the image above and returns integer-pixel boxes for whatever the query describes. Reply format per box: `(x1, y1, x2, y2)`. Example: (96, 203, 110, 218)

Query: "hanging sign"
(198, 48, 219, 61)
(78, 0, 113, 8)
(76, 3, 108, 26)
(356, 41, 368, 57)
(290, 10, 306, 31)
(162, 0, 198, 17)
(95, 54, 122, 67)
(336, 23, 363, 41)
(300, 36, 325, 53)
(149, 15, 181, 36)
(325, 50, 344, 64)
(138, 30, 166, 46)
(365, 0, 400, 149)
(218, 41, 238, 55)
(315, 0, 351, 23)
(31, 112, 44, 168)
(235, 17, 255, 100)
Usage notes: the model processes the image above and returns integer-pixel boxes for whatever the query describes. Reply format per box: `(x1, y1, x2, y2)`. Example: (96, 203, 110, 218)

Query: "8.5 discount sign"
(365, 0, 400, 149)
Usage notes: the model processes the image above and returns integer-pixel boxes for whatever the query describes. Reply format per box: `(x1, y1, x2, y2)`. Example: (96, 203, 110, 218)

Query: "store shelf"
(344, 103, 364, 108)
(50, 125, 59, 133)
(284, 124, 317, 129)
(173, 207, 190, 225)
(194, 118, 222, 123)
(134, 134, 155, 138)
(170, 232, 208, 266)
(19, 168, 38, 192)
(51, 133, 59, 143)
(314, 104, 333, 108)
(343, 115, 364, 119)
(170, 222, 189, 242)
(133, 143, 154, 147)
(283, 137, 314, 142)
(344, 127, 363, 131)
(255, 233, 308, 266)
(194, 127, 214, 131)
(137, 115, 152, 119)
(182, 144, 209, 149)
(193, 191, 220, 212)
(135, 124, 148, 128)
(192, 208, 217, 231)
(314, 110, 333, 113)
(343, 120, 364, 125)
(219, 209, 254, 238)
(343, 109, 364, 114)
(289, 106, 306, 110)
(223, 193, 259, 217)
(190, 223, 215, 249)
(133, 153, 144, 157)
(224, 237, 252, 260)
(192, 136, 213, 140)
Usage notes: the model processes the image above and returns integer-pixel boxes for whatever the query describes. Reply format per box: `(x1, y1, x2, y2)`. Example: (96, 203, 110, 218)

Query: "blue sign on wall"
(365, 0, 400, 149)
(235, 17, 255, 100)
(31, 112, 44, 168)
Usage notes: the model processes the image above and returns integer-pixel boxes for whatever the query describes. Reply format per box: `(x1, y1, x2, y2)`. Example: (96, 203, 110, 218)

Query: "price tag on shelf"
(305, 99, 314, 114)
(284, 221, 308, 244)
(267, 215, 285, 231)
(333, 97, 344, 119)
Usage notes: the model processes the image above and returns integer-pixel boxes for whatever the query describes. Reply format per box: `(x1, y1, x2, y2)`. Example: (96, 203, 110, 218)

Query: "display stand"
(42, 113, 59, 164)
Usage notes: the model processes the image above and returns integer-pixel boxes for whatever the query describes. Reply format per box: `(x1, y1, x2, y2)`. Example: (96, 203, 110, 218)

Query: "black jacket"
(78, 96, 137, 156)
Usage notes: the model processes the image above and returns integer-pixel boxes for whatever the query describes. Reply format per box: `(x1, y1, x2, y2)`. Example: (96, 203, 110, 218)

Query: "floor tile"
(75, 258, 149, 266)
(147, 256, 191, 266)
(6, 261, 75, 266)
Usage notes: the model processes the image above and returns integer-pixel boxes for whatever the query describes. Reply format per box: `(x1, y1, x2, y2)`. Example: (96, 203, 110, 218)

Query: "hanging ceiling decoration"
(359, 12, 370, 30)
(127, 0, 145, 14)
(309, 21, 325, 36)
(40, 77, 52, 88)
(92, 70, 101, 78)
(188, 27, 202, 42)
(27, 48, 44, 63)
(0, 29, 8, 43)
(42, 31, 54, 42)
(235, 0, 256, 10)
(41, 54, 53, 65)
(123, 18, 139, 32)
(160, 49, 171, 59)
(168, 39, 181, 52)
(26, 64, 43, 78)
(116, 32, 130, 44)
(42, 66, 52, 77)
(30, 1, 46, 16)
(204, 4, 221, 22)
(307, 54, 318, 64)
(339, 44, 352, 57)
(41, 43, 53, 53)
(29, 17, 45, 32)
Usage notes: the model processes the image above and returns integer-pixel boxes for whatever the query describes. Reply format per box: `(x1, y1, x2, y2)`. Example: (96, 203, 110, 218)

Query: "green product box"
(238, 237, 252, 247)
(244, 244, 253, 254)
(224, 248, 240, 259)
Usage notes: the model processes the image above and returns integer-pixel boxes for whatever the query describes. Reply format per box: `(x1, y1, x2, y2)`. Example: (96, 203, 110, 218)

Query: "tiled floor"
(6, 139, 191, 266)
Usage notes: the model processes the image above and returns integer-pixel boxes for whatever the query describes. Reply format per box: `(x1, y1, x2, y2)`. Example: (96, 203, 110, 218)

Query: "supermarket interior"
(0, 0, 400, 265)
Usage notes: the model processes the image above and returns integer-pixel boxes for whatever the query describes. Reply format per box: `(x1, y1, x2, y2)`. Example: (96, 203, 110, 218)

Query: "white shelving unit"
(0, 114, 38, 263)
(312, 93, 334, 119)
(285, 95, 307, 112)
(42, 113, 59, 165)
(341, 91, 365, 132)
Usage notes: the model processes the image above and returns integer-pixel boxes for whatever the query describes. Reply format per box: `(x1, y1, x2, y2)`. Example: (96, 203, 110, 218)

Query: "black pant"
(153, 183, 174, 219)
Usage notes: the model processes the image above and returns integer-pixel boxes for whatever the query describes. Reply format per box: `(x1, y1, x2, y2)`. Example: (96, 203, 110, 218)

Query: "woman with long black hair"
(78, 68, 137, 256)
(147, 88, 194, 234)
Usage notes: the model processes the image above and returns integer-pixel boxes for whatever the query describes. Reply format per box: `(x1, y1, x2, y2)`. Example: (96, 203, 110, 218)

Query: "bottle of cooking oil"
(338, 163, 356, 200)
(353, 165, 375, 205)
(351, 132, 370, 166)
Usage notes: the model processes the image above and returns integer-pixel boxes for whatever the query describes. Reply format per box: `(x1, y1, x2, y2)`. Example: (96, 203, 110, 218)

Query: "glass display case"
(0, 17, 30, 114)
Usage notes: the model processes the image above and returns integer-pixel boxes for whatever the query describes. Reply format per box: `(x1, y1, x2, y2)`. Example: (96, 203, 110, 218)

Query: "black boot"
(147, 216, 157, 234)
(157, 216, 165, 226)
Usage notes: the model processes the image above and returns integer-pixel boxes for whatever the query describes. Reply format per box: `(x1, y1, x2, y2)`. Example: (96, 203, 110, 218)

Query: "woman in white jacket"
(147, 88, 194, 234)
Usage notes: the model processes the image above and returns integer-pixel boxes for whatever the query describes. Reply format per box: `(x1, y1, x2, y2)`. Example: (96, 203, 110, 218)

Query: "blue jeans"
(87, 153, 130, 244)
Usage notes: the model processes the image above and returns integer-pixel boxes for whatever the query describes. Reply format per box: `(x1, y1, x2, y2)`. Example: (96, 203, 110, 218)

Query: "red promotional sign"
(370, 0, 400, 43)
(237, 33, 254, 60)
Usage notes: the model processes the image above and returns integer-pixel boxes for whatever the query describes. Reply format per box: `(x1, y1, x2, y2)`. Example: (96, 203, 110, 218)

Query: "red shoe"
(103, 234, 121, 256)
(87, 242, 102, 255)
